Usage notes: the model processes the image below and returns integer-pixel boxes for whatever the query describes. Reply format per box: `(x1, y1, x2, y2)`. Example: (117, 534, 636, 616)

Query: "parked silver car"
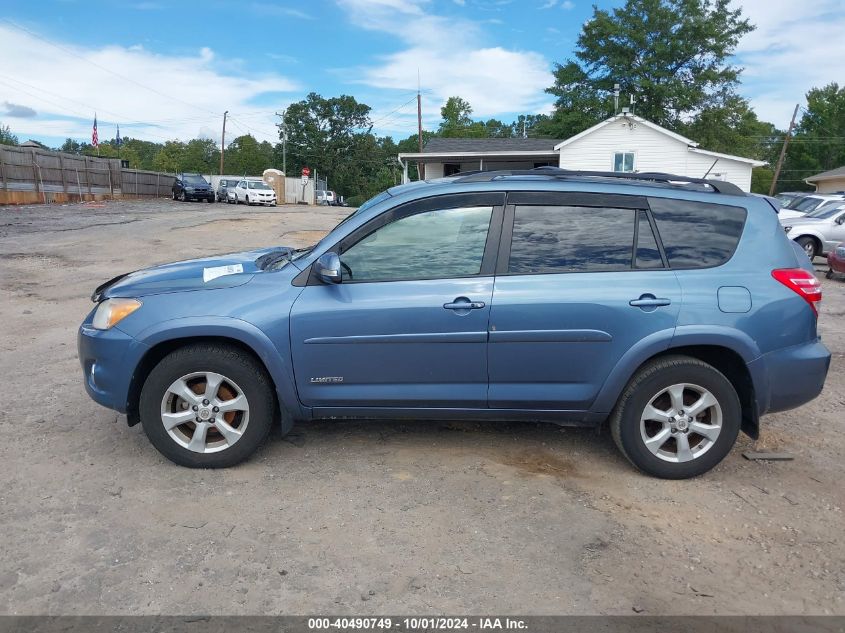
(781, 202, 845, 259)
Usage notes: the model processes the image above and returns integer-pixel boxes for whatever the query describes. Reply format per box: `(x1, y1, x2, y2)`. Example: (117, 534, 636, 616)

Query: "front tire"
(139, 343, 276, 468)
(610, 355, 741, 479)
(797, 236, 818, 260)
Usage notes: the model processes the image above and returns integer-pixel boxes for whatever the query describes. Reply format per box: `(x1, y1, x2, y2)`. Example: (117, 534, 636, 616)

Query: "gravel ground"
(0, 198, 842, 615)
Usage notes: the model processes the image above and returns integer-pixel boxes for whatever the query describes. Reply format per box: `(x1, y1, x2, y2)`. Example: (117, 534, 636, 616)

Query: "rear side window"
(635, 210, 663, 269)
(508, 206, 635, 273)
(648, 198, 747, 269)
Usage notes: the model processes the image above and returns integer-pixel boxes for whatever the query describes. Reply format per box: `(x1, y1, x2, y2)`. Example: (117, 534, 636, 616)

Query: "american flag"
(92, 114, 98, 147)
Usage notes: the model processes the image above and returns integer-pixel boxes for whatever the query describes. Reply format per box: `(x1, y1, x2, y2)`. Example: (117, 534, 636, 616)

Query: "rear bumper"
(78, 322, 148, 413)
(749, 339, 831, 415)
(828, 250, 845, 273)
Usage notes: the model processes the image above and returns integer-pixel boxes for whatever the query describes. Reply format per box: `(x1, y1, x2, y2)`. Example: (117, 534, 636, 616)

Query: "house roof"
(423, 137, 564, 153)
(688, 147, 766, 167)
(554, 114, 697, 150)
(805, 166, 845, 182)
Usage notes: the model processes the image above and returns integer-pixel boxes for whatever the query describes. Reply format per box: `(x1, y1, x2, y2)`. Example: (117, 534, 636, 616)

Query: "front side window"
(613, 152, 635, 173)
(508, 206, 636, 274)
(648, 197, 747, 269)
(340, 206, 493, 282)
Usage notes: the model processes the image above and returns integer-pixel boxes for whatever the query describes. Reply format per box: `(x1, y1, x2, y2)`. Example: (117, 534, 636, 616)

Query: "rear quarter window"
(648, 197, 747, 269)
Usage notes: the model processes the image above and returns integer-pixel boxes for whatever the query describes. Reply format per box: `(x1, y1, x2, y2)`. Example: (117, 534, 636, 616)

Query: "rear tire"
(826, 269, 833, 279)
(609, 355, 741, 479)
(797, 236, 818, 260)
(139, 343, 276, 468)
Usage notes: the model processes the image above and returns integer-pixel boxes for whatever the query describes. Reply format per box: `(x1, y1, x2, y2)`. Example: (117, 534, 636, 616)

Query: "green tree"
(544, 0, 754, 136)
(777, 83, 845, 192)
(283, 92, 374, 194)
(0, 122, 18, 146)
(225, 134, 275, 176)
(152, 141, 187, 173)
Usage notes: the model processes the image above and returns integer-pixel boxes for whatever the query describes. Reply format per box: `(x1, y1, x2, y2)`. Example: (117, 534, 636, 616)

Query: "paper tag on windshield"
(203, 263, 244, 283)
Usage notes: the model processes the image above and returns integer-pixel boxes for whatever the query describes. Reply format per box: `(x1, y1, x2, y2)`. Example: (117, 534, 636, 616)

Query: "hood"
(93, 247, 299, 300)
(780, 215, 830, 226)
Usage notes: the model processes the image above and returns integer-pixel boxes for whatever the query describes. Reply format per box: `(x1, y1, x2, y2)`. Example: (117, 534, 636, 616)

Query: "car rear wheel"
(609, 355, 741, 479)
(797, 236, 818, 260)
(139, 343, 276, 468)
(179, 191, 187, 202)
(172, 190, 177, 200)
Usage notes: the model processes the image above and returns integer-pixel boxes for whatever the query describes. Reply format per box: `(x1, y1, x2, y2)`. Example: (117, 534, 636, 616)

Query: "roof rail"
(452, 167, 746, 196)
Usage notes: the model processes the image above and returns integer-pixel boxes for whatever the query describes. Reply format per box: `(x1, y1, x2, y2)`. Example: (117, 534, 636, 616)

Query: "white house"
(554, 114, 765, 191)
(398, 113, 765, 191)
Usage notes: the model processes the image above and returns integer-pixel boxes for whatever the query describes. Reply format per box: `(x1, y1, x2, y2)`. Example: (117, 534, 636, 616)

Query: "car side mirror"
(315, 252, 342, 284)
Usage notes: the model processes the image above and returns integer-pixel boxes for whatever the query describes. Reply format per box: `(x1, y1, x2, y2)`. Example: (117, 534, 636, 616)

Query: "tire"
(179, 191, 187, 202)
(609, 355, 741, 479)
(172, 190, 177, 201)
(234, 194, 239, 205)
(797, 236, 818, 260)
(826, 269, 834, 279)
(139, 343, 276, 468)
(245, 195, 250, 206)
(206, 196, 213, 203)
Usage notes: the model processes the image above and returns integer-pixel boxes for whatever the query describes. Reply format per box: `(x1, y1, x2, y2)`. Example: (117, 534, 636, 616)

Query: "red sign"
(301, 167, 311, 177)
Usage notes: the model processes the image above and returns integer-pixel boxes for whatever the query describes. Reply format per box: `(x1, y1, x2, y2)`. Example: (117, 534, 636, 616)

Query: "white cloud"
(0, 23, 298, 144)
(560, 0, 575, 9)
(336, 0, 554, 124)
(540, 0, 558, 8)
(732, 0, 845, 127)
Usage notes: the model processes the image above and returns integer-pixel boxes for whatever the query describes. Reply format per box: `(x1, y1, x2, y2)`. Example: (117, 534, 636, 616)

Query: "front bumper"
(78, 321, 149, 413)
(749, 339, 831, 415)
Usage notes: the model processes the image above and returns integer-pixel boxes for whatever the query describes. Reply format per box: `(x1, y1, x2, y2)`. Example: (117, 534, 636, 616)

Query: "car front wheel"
(609, 355, 741, 479)
(139, 343, 276, 468)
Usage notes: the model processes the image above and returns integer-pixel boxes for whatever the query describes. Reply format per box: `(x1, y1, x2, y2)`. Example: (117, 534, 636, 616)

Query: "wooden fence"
(0, 145, 175, 205)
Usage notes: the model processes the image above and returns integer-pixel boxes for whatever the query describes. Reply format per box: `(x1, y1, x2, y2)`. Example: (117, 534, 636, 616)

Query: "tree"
(152, 141, 187, 173)
(0, 122, 18, 146)
(776, 83, 845, 192)
(544, 0, 754, 136)
(225, 134, 274, 176)
(283, 92, 374, 194)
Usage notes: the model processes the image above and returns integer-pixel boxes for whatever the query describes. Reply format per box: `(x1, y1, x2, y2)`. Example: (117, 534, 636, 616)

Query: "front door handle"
(629, 294, 671, 308)
(443, 297, 486, 310)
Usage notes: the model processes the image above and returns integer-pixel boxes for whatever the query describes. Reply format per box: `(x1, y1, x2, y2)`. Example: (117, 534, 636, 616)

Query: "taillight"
(772, 268, 822, 316)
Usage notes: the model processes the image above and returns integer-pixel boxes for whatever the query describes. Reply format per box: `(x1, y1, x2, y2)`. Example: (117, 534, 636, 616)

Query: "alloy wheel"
(639, 383, 722, 463)
(160, 371, 250, 454)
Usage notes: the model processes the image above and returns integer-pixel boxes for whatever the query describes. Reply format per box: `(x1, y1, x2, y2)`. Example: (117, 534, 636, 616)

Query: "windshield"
(248, 181, 271, 190)
(806, 204, 845, 219)
(789, 197, 825, 212)
(183, 175, 207, 185)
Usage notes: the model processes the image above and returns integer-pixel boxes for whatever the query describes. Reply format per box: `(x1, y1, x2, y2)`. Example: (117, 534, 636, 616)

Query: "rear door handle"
(630, 294, 671, 308)
(443, 297, 486, 310)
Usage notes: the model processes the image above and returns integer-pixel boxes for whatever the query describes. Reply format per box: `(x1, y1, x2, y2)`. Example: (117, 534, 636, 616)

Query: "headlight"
(92, 298, 142, 330)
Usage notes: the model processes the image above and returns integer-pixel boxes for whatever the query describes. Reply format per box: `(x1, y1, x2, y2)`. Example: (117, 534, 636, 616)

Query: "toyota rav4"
(78, 169, 830, 478)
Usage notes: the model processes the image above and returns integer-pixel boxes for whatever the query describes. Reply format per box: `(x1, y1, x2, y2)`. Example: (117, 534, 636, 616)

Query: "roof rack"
(452, 167, 746, 196)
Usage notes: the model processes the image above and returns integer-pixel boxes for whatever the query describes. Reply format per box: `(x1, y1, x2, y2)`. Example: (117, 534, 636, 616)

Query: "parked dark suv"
(172, 173, 214, 203)
(79, 168, 830, 478)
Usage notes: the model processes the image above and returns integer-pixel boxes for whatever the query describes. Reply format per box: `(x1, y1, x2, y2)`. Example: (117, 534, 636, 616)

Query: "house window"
(613, 152, 635, 173)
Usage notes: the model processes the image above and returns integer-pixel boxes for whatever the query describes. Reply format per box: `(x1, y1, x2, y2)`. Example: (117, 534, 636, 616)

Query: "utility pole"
(769, 103, 800, 196)
(219, 110, 228, 175)
(275, 109, 287, 175)
(417, 69, 424, 180)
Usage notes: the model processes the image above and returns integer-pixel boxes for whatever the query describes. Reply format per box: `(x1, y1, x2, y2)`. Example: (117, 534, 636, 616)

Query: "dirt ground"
(0, 198, 842, 616)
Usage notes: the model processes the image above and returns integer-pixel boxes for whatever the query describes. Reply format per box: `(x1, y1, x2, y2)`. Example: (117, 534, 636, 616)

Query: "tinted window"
(635, 210, 663, 268)
(508, 206, 635, 274)
(340, 206, 493, 282)
(648, 198, 746, 268)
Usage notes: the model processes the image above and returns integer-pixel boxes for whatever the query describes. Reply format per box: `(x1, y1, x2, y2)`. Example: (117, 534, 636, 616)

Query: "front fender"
(132, 316, 307, 421)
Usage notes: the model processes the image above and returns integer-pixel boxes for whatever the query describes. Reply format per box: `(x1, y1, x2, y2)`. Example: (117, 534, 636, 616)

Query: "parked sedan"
(228, 180, 277, 206)
(782, 202, 845, 259)
(827, 243, 845, 279)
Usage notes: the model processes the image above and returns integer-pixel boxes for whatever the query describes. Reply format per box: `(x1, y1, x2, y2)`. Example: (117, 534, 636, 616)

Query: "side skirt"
(310, 407, 605, 426)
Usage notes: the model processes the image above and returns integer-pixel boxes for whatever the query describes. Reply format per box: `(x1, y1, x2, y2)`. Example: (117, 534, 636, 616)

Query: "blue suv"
(78, 169, 830, 478)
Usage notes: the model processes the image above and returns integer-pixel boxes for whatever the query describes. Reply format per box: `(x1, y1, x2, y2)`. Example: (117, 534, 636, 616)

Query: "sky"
(0, 0, 843, 149)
